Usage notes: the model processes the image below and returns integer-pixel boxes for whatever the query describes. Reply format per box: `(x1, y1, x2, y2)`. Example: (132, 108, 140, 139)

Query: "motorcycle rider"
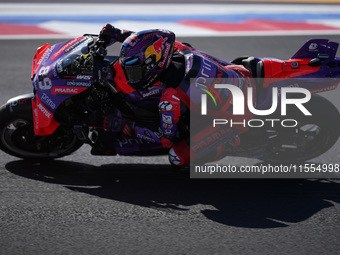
(99, 24, 255, 167)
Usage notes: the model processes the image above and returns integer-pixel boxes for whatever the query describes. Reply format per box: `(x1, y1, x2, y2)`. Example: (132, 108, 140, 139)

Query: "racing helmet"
(120, 29, 175, 89)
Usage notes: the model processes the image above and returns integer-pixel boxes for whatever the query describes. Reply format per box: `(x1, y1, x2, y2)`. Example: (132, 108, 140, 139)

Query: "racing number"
(38, 66, 52, 90)
(39, 77, 52, 90)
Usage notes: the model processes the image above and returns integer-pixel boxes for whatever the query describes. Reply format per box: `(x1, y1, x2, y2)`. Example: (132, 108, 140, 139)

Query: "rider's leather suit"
(112, 41, 255, 166)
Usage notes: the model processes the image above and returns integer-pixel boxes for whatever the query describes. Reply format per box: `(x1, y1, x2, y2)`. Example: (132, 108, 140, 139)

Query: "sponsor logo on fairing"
(36, 49, 49, 67)
(76, 74, 93, 80)
(52, 86, 87, 95)
(33, 108, 39, 128)
(37, 103, 51, 119)
(66, 81, 92, 87)
(41, 93, 56, 109)
(51, 37, 87, 60)
(9, 99, 27, 112)
(309, 43, 318, 51)
(36, 46, 55, 68)
(40, 45, 55, 66)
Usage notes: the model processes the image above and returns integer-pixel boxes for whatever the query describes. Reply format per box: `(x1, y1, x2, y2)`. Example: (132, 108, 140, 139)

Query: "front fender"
(5, 93, 34, 119)
(4, 93, 60, 136)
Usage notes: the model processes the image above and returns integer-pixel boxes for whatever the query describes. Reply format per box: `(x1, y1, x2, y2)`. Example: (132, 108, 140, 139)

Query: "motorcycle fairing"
(292, 39, 338, 60)
(32, 95, 60, 136)
(31, 43, 51, 79)
(31, 36, 93, 136)
(261, 58, 321, 88)
(254, 39, 340, 112)
(261, 39, 340, 91)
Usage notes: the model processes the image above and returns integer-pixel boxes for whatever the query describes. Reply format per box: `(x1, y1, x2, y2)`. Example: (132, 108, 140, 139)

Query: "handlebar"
(81, 34, 108, 58)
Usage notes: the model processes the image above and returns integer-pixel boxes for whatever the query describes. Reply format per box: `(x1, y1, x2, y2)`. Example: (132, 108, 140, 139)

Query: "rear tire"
(262, 94, 340, 164)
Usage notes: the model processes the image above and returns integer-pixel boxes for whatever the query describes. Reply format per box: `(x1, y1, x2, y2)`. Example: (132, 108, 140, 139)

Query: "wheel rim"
(1, 118, 81, 159)
(266, 121, 332, 162)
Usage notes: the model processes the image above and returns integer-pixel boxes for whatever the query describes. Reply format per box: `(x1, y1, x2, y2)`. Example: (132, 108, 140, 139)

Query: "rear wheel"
(262, 95, 340, 163)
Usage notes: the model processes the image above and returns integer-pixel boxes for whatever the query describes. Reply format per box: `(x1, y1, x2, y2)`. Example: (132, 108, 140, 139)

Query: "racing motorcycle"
(0, 35, 340, 164)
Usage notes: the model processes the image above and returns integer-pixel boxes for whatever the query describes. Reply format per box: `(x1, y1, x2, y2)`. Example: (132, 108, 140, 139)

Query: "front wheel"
(0, 95, 83, 160)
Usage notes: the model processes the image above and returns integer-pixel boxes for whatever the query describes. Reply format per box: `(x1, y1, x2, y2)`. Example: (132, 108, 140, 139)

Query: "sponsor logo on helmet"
(145, 35, 168, 62)
(125, 34, 138, 47)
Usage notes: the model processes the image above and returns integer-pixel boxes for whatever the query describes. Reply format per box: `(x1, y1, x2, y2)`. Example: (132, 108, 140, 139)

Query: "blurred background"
(1, 0, 340, 39)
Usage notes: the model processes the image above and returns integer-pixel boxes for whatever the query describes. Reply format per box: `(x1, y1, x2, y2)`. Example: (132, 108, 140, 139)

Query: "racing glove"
(99, 24, 132, 46)
(103, 110, 135, 136)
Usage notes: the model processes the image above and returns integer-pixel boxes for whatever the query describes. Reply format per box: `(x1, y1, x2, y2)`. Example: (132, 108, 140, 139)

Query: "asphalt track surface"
(1, 35, 340, 255)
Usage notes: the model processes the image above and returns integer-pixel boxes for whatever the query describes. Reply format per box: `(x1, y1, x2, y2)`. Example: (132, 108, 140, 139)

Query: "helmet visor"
(122, 58, 145, 85)
(124, 64, 144, 84)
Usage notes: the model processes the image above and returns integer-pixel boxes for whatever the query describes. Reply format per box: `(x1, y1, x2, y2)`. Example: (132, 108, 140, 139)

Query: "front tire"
(0, 96, 83, 160)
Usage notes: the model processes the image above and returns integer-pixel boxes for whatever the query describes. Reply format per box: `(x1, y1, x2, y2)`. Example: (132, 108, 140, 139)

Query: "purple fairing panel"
(32, 36, 93, 114)
(292, 39, 339, 60)
(254, 39, 340, 111)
